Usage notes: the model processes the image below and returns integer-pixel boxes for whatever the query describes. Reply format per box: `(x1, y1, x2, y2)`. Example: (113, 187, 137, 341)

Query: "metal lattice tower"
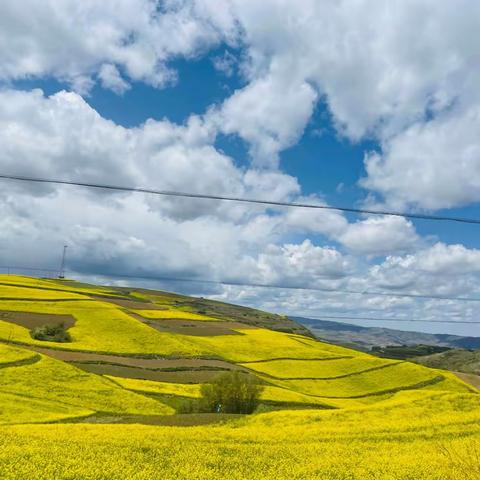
(58, 245, 68, 279)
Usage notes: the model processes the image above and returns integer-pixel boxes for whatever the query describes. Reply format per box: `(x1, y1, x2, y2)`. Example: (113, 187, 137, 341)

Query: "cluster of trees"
(180, 371, 263, 414)
(200, 371, 263, 414)
(30, 323, 71, 343)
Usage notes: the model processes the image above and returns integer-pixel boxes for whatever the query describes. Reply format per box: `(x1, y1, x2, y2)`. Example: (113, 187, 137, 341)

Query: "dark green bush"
(176, 398, 198, 414)
(199, 371, 263, 414)
(30, 323, 72, 343)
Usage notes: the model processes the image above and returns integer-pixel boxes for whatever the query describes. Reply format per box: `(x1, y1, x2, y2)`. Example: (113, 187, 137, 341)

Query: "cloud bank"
(0, 1, 479, 335)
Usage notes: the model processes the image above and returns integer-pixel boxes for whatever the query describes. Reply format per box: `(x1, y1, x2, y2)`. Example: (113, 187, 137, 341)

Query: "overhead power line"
(73, 270, 480, 303)
(0, 265, 58, 273)
(1, 173, 480, 225)
(4, 265, 480, 303)
(1, 268, 478, 324)
(303, 314, 480, 325)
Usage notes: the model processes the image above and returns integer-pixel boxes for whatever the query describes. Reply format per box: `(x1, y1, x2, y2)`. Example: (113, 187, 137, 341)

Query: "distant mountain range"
(293, 317, 480, 351)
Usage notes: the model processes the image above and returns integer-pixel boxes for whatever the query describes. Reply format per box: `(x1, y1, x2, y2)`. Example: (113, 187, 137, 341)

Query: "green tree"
(30, 323, 71, 343)
(200, 371, 263, 414)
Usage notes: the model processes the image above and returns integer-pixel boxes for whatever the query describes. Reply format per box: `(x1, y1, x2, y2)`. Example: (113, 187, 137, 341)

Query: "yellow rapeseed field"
(182, 328, 350, 362)
(0, 349, 173, 422)
(0, 343, 37, 365)
(0, 284, 87, 300)
(106, 376, 332, 406)
(0, 392, 478, 480)
(132, 309, 220, 321)
(0, 275, 121, 297)
(1, 277, 479, 479)
(242, 356, 395, 378)
(0, 299, 208, 356)
(271, 361, 445, 397)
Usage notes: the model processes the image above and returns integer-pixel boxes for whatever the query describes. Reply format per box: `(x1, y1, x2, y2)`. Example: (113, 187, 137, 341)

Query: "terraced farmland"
(242, 356, 396, 379)
(0, 344, 173, 423)
(133, 309, 220, 321)
(0, 275, 478, 479)
(0, 343, 38, 366)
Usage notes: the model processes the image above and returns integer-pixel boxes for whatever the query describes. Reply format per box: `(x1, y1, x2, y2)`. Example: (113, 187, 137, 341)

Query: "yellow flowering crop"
(1, 276, 479, 480)
(0, 300, 208, 356)
(0, 284, 87, 300)
(271, 361, 449, 397)
(0, 343, 37, 365)
(0, 352, 173, 422)
(242, 356, 396, 378)
(132, 309, 220, 321)
(0, 275, 120, 297)
(0, 393, 478, 480)
(106, 376, 332, 406)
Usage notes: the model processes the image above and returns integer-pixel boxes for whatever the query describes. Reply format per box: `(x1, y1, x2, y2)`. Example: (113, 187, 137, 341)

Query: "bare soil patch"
(0, 311, 76, 330)
(134, 315, 254, 336)
(93, 297, 168, 310)
(68, 412, 242, 426)
(26, 346, 241, 370)
(73, 362, 229, 383)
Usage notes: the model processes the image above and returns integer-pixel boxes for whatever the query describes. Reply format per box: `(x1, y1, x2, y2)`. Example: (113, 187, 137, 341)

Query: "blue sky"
(15, 56, 479, 250)
(0, 1, 479, 336)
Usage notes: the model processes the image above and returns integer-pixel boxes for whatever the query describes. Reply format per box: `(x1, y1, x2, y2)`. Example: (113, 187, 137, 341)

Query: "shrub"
(200, 371, 264, 414)
(30, 323, 72, 343)
(176, 398, 198, 414)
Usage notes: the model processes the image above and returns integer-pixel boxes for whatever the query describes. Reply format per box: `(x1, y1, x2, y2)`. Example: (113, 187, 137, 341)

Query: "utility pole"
(59, 245, 68, 279)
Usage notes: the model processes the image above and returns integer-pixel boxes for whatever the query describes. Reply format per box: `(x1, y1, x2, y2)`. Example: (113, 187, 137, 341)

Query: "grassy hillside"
(119, 285, 312, 336)
(0, 275, 479, 479)
(413, 348, 480, 375)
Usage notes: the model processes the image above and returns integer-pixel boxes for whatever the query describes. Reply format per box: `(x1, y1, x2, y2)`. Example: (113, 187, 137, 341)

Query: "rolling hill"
(295, 316, 480, 350)
(413, 349, 480, 375)
(0, 275, 479, 479)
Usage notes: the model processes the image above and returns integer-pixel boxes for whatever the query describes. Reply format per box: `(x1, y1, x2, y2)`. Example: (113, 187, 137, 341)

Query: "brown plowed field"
(25, 345, 243, 370)
(93, 297, 168, 310)
(134, 316, 254, 336)
(74, 363, 232, 383)
(0, 311, 76, 329)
